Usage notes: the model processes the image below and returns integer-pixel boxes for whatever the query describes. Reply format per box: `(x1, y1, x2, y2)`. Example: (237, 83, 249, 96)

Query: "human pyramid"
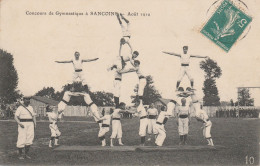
(50, 13, 213, 148)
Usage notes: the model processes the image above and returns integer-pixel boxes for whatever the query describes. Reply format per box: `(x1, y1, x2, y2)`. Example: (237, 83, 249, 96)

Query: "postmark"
(201, 0, 252, 52)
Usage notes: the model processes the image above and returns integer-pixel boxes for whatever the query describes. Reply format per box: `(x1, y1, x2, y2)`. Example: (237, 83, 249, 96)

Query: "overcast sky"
(1, 0, 260, 105)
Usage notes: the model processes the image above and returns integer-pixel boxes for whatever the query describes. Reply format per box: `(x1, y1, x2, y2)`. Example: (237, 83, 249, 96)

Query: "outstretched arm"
(126, 109, 136, 114)
(55, 60, 72, 63)
(69, 92, 84, 97)
(129, 58, 135, 67)
(162, 51, 181, 57)
(118, 67, 137, 74)
(82, 58, 99, 62)
(119, 109, 135, 114)
(190, 55, 208, 58)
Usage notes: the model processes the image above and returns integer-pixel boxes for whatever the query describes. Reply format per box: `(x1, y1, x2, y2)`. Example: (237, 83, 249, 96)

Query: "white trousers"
(98, 127, 110, 137)
(147, 119, 158, 135)
(72, 71, 86, 84)
(139, 118, 148, 137)
(49, 123, 61, 137)
(178, 118, 189, 135)
(177, 66, 193, 82)
(203, 120, 212, 138)
(110, 120, 122, 139)
(17, 122, 34, 148)
(155, 124, 166, 146)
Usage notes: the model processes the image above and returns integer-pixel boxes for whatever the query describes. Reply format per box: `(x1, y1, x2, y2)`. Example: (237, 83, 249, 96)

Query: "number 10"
(245, 155, 254, 165)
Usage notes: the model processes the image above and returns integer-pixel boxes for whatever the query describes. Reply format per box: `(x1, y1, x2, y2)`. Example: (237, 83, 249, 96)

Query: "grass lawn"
(0, 117, 259, 165)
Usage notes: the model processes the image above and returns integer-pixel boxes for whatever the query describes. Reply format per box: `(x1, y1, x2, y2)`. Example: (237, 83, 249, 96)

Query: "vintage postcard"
(0, 0, 259, 165)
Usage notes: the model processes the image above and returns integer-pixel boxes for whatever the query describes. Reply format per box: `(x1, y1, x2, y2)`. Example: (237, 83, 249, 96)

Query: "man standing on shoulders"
(163, 46, 208, 89)
(14, 97, 36, 160)
(55, 51, 99, 86)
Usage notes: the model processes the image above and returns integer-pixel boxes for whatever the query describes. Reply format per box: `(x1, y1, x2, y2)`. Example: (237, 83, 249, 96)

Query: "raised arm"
(162, 51, 181, 57)
(190, 55, 208, 58)
(129, 54, 136, 67)
(116, 12, 122, 25)
(55, 60, 72, 63)
(82, 58, 99, 63)
(119, 43, 123, 57)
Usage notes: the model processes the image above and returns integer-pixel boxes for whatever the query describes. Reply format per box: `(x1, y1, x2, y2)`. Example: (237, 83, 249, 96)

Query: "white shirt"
(156, 111, 170, 124)
(180, 54, 191, 64)
(112, 109, 121, 119)
(147, 108, 158, 116)
(177, 105, 190, 115)
(72, 57, 83, 70)
(137, 106, 147, 117)
(15, 105, 35, 119)
(121, 46, 132, 61)
(47, 112, 58, 123)
(136, 67, 145, 78)
(102, 115, 111, 125)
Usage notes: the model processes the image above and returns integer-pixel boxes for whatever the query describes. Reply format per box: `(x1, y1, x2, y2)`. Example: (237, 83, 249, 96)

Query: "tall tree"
(131, 75, 161, 105)
(237, 88, 254, 106)
(200, 58, 222, 106)
(0, 49, 22, 105)
(90, 91, 114, 107)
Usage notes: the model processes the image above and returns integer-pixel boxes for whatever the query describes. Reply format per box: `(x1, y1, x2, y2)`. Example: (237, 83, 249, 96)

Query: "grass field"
(0, 117, 259, 165)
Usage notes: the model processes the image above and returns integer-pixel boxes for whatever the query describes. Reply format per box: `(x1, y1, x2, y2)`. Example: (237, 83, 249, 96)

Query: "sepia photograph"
(0, 0, 259, 165)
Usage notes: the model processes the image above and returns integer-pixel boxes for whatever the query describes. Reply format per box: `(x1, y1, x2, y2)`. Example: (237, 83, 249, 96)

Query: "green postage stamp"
(201, 0, 252, 52)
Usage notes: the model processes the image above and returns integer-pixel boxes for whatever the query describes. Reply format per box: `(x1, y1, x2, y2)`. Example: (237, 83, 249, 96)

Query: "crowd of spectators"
(216, 107, 259, 118)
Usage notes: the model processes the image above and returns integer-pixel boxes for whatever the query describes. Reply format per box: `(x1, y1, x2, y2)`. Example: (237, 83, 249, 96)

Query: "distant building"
(154, 98, 172, 111)
(29, 96, 116, 117)
(30, 96, 59, 117)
